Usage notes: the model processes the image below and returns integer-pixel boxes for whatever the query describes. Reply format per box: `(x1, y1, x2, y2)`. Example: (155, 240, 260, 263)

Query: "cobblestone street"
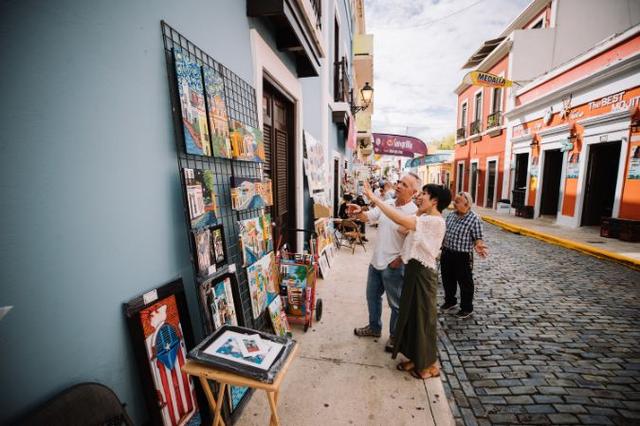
(438, 222, 640, 426)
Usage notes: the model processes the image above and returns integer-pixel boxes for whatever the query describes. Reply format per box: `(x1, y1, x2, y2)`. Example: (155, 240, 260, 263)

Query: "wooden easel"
(183, 344, 299, 426)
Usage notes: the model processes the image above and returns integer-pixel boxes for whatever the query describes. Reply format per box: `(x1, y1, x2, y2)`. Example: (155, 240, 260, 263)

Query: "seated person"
(338, 194, 354, 219)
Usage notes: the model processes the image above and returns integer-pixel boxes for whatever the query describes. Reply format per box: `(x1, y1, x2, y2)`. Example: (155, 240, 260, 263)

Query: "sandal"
(410, 366, 440, 380)
(396, 361, 414, 372)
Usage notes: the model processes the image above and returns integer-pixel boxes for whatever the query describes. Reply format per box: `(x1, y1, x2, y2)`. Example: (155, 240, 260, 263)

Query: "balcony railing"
(334, 57, 351, 103)
(470, 120, 482, 136)
(487, 111, 502, 129)
(456, 127, 466, 139)
(310, 0, 322, 29)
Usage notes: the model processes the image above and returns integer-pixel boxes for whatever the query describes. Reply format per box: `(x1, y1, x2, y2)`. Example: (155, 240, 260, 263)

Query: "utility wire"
(373, 0, 488, 31)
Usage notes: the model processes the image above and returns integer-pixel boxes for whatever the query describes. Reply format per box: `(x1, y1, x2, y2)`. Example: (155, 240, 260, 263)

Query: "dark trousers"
(440, 248, 475, 312)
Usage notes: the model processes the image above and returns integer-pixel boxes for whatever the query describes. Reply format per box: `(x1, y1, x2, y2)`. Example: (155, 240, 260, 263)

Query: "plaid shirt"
(443, 210, 484, 253)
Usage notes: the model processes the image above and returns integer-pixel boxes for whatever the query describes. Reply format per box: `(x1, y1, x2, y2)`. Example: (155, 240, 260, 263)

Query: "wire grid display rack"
(161, 20, 270, 336)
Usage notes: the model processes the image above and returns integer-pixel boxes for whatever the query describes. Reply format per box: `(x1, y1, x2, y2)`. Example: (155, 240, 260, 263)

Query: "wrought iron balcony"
(470, 120, 482, 136)
(456, 127, 466, 140)
(334, 57, 351, 103)
(487, 111, 502, 129)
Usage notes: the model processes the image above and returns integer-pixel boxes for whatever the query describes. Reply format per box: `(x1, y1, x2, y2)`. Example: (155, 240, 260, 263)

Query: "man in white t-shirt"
(352, 172, 420, 352)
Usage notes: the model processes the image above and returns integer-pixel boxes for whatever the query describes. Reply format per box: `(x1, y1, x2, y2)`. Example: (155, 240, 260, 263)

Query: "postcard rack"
(161, 20, 270, 422)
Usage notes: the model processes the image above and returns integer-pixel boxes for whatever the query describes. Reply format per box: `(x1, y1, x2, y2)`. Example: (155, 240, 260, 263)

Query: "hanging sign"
(463, 71, 513, 88)
(372, 133, 428, 157)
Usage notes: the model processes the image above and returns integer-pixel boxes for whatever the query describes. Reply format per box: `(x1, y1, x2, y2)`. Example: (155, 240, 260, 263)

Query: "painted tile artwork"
(230, 120, 266, 162)
(198, 276, 238, 335)
(246, 252, 278, 318)
(267, 296, 291, 338)
(230, 177, 273, 211)
(202, 66, 232, 159)
(140, 295, 197, 426)
(174, 48, 211, 156)
(183, 168, 218, 228)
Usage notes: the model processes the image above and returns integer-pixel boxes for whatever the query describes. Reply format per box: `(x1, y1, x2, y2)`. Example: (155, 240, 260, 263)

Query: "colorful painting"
(183, 168, 218, 229)
(202, 66, 232, 159)
(139, 295, 198, 426)
(230, 120, 265, 162)
(230, 177, 273, 211)
(280, 263, 309, 317)
(202, 329, 283, 371)
(193, 229, 212, 275)
(267, 296, 291, 338)
(303, 131, 330, 206)
(246, 252, 278, 319)
(209, 224, 227, 268)
(174, 48, 211, 156)
(262, 214, 274, 253)
(228, 386, 249, 411)
(566, 153, 580, 179)
(198, 275, 238, 335)
(238, 216, 266, 266)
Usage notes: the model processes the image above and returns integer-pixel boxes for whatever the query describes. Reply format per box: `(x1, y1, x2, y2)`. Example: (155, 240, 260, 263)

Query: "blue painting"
(203, 66, 232, 159)
(174, 48, 211, 156)
(183, 168, 218, 229)
(229, 386, 249, 411)
(230, 177, 273, 211)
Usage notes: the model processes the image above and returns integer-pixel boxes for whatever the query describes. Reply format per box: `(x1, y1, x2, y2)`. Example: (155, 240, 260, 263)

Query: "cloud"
(365, 0, 530, 143)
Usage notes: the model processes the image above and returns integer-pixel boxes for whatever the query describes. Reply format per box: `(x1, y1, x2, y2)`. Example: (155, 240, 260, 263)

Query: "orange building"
(453, 0, 640, 228)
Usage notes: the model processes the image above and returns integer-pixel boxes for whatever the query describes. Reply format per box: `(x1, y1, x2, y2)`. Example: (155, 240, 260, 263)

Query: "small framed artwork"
(197, 272, 239, 336)
(318, 252, 330, 279)
(193, 228, 213, 276)
(124, 279, 199, 426)
(209, 224, 227, 268)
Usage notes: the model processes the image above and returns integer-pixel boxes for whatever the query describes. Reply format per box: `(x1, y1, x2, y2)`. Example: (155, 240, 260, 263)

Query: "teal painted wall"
(0, 0, 305, 423)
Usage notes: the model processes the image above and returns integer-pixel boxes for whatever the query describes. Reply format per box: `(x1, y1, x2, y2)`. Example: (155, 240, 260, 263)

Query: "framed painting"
(230, 177, 273, 211)
(209, 224, 227, 268)
(246, 252, 279, 319)
(197, 273, 239, 336)
(238, 216, 266, 266)
(174, 48, 211, 156)
(202, 66, 232, 159)
(229, 120, 265, 162)
(193, 228, 213, 276)
(124, 279, 199, 426)
(183, 168, 218, 229)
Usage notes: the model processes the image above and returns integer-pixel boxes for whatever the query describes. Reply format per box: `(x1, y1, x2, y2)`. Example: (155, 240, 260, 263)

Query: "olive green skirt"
(392, 259, 438, 371)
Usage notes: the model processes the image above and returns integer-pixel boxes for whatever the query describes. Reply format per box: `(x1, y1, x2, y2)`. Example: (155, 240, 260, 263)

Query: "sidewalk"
(237, 228, 455, 425)
(474, 206, 640, 270)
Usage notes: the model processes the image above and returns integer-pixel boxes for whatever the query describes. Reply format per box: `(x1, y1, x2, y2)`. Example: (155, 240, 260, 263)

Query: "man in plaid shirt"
(440, 192, 488, 319)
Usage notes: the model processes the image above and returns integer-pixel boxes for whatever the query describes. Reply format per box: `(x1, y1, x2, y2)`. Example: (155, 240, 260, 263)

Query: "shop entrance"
(581, 141, 621, 226)
(486, 160, 497, 208)
(263, 80, 296, 248)
(540, 149, 563, 216)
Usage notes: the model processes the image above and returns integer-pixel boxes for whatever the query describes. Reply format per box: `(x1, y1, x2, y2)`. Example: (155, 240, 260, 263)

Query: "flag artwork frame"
(124, 278, 200, 426)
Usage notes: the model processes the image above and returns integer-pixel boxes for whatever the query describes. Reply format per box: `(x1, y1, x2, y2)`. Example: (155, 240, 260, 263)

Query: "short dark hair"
(343, 193, 353, 202)
(423, 184, 452, 212)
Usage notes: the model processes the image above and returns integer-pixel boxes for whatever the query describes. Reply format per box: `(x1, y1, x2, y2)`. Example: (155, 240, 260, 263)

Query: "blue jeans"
(366, 263, 405, 336)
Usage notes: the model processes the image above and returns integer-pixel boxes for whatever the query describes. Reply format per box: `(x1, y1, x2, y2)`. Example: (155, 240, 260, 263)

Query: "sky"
(365, 0, 531, 144)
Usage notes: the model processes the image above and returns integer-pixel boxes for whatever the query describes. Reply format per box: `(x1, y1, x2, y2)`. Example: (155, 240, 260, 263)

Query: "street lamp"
(351, 82, 373, 114)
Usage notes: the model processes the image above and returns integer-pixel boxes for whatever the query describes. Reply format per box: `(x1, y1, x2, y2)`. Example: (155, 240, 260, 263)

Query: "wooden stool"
(183, 344, 299, 426)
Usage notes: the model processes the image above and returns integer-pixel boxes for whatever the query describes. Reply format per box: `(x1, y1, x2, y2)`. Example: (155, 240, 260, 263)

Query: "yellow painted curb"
(482, 215, 640, 271)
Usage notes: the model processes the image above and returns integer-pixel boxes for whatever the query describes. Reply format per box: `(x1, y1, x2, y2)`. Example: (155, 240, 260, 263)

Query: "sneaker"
(456, 310, 473, 319)
(440, 302, 457, 311)
(354, 325, 382, 338)
(384, 337, 395, 353)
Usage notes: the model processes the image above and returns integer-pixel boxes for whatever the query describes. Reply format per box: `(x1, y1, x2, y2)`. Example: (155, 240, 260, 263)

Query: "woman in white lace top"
(363, 182, 451, 379)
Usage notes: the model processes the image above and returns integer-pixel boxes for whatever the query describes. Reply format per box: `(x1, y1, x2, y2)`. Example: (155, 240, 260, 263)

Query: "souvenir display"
(124, 279, 198, 426)
(202, 66, 232, 159)
(230, 120, 265, 162)
(188, 325, 296, 383)
(174, 48, 211, 156)
(209, 224, 227, 268)
(198, 274, 238, 335)
(183, 168, 218, 229)
(267, 296, 291, 338)
(230, 177, 273, 210)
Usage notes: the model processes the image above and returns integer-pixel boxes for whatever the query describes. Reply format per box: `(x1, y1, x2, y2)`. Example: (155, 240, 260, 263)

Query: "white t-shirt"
(401, 215, 446, 270)
(365, 199, 418, 270)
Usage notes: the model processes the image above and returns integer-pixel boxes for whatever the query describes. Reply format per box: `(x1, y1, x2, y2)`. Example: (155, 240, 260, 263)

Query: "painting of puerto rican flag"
(140, 295, 197, 426)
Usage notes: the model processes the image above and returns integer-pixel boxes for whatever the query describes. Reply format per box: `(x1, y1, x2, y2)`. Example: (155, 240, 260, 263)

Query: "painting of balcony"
(203, 66, 232, 159)
(183, 168, 218, 229)
(174, 48, 211, 156)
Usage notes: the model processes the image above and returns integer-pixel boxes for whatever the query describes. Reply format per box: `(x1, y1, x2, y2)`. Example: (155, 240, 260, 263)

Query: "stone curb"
(481, 215, 640, 272)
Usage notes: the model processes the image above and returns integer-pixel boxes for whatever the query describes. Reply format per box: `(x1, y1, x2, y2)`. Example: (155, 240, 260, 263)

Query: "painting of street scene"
(238, 216, 266, 266)
(247, 252, 278, 318)
(230, 177, 273, 211)
(267, 296, 291, 338)
(230, 120, 266, 162)
(209, 225, 227, 267)
(174, 48, 211, 156)
(183, 168, 218, 228)
(202, 66, 232, 159)
(198, 276, 238, 335)
(193, 229, 212, 275)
